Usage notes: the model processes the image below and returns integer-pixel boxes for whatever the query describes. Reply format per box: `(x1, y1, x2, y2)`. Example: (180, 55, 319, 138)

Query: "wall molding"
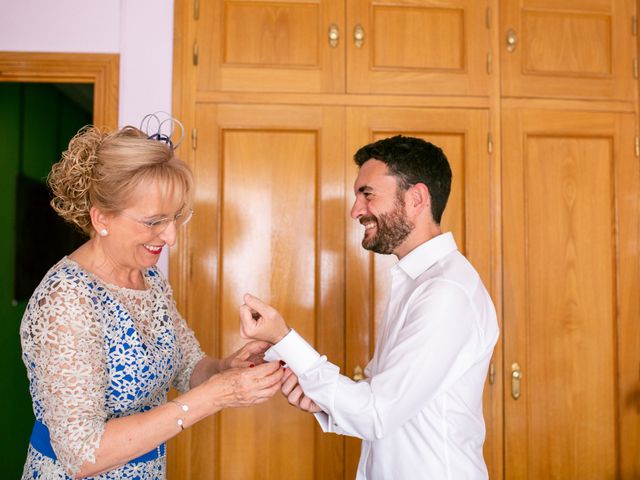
(0, 52, 119, 128)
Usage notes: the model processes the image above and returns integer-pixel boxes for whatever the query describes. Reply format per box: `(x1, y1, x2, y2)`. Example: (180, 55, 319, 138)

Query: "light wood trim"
(485, 2, 503, 479)
(196, 92, 637, 112)
(195, 91, 492, 109)
(615, 111, 640, 479)
(501, 97, 636, 113)
(169, 0, 198, 476)
(0, 51, 119, 129)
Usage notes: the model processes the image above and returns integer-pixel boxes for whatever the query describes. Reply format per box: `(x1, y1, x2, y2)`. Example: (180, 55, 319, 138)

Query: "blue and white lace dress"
(20, 257, 205, 479)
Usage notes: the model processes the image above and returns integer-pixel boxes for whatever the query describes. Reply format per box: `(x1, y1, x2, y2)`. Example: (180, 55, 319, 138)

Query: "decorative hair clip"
(140, 111, 185, 150)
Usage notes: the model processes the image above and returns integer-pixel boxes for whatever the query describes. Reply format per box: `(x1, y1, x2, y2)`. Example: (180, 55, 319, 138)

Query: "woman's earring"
(99, 228, 108, 237)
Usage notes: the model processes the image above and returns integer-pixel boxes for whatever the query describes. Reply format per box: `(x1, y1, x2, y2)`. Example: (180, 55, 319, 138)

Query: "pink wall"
(0, 1, 121, 53)
(0, 0, 176, 273)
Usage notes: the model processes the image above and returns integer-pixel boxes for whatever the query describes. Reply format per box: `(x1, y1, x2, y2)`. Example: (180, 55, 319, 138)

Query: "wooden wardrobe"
(168, 1, 640, 478)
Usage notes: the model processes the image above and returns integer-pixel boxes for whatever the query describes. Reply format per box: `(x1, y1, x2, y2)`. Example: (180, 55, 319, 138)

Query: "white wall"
(0, 0, 175, 273)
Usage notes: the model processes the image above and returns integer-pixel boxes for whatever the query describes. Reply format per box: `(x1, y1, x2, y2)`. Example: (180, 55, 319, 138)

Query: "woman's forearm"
(76, 358, 282, 478)
(76, 382, 220, 478)
(190, 356, 223, 389)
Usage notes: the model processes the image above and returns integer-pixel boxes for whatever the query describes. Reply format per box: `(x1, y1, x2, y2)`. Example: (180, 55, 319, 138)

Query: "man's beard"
(360, 199, 414, 255)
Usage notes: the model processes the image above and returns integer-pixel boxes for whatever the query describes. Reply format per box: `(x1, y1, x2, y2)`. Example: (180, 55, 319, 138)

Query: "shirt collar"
(393, 232, 458, 280)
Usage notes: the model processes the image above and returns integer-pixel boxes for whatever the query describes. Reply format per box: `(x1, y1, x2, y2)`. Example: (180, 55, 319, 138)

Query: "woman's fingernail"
(249, 363, 255, 368)
(279, 360, 286, 366)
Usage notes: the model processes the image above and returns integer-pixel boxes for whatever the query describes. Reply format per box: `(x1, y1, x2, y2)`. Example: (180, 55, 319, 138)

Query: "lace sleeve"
(158, 275, 205, 393)
(20, 274, 107, 476)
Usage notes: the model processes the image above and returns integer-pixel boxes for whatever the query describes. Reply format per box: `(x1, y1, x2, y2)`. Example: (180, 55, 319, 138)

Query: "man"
(240, 135, 499, 479)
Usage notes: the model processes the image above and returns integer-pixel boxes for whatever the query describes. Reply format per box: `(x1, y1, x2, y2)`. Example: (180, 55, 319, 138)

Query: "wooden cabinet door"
(502, 108, 640, 479)
(346, 1, 491, 95)
(344, 107, 497, 478)
(196, 0, 345, 93)
(168, 103, 346, 479)
(501, 0, 636, 100)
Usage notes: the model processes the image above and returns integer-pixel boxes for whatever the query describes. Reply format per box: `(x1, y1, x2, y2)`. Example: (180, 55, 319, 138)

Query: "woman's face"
(103, 180, 186, 271)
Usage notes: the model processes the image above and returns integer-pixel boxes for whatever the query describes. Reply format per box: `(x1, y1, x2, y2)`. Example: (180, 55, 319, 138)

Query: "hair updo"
(48, 125, 193, 236)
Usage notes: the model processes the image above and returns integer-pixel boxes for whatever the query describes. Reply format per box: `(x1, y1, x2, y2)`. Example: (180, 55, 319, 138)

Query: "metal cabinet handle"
(353, 365, 364, 381)
(511, 362, 522, 399)
(328, 24, 340, 48)
(354, 24, 365, 48)
(506, 28, 518, 52)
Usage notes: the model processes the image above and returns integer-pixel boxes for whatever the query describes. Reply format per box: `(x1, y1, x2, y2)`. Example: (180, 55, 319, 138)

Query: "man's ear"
(407, 183, 431, 215)
(89, 206, 110, 235)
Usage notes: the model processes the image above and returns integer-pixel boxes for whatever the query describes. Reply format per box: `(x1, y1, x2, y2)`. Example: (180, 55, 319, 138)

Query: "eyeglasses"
(120, 208, 194, 235)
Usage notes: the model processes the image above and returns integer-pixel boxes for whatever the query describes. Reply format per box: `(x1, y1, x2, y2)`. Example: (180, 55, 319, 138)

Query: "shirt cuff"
(314, 411, 331, 432)
(264, 329, 321, 375)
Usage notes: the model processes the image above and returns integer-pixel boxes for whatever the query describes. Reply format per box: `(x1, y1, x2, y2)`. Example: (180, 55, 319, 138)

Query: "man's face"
(350, 159, 414, 255)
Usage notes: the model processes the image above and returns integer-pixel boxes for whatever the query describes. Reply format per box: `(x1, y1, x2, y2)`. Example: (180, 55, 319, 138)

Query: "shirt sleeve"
(267, 280, 482, 441)
(20, 274, 108, 476)
(160, 276, 206, 393)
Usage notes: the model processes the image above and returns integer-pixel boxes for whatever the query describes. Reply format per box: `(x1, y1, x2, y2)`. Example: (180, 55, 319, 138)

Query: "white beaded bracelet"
(170, 400, 189, 431)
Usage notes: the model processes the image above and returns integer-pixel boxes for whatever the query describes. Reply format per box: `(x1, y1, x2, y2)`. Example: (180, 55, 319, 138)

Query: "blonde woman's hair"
(48, 125, 193, 236)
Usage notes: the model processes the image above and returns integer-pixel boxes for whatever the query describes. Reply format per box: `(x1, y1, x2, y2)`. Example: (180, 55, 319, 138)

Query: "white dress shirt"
(266, 232, 499, 479)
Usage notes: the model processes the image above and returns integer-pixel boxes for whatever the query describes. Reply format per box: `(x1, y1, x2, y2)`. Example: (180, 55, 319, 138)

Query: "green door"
(0, 83, 92, 476)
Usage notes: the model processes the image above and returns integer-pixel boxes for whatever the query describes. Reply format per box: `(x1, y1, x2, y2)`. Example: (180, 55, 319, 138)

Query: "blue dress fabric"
(20, 257, 205, 479)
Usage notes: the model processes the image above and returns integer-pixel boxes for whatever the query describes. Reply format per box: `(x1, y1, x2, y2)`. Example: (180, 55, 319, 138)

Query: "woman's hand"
(219, 340, 272, 371)
(239, 294, 291, 344)
(206, 361, 284, 409)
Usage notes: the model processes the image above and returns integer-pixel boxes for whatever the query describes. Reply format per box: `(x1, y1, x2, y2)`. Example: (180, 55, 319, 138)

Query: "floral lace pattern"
(20, 257, 205, 479)
(23, 446, 166, 480)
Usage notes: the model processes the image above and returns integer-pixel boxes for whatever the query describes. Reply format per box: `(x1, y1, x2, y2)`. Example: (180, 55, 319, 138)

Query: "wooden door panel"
(224, 4, 320, 66)
(219, 129, 317, 479)
(197, 0, 345, 93)
(344, 107, 495, 479)
(174, 103, 345, 479)
(523, 11, 611, 75)
(502, 108, 639, 479)
(371, 7, 465, 70)
(501, 0, 635, 100)
(527, 136, 616, 473)
(347, 1, 490, 95)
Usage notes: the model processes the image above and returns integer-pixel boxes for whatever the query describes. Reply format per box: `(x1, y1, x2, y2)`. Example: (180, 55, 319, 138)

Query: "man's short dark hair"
(354, 135, 452, 224)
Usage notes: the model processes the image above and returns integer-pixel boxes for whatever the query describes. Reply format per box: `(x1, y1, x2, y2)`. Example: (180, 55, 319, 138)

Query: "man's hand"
(220, 340, 272, 371)
(239, 293, 291, 344)
(281, 368, 321, 413)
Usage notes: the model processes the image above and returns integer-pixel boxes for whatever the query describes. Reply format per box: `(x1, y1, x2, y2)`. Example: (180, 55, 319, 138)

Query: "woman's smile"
(142, 243, 164, 255)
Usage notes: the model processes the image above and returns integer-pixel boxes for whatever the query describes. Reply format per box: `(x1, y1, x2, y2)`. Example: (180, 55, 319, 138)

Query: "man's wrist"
(269, 329, 322, 375)
(271, 326, 292, 344)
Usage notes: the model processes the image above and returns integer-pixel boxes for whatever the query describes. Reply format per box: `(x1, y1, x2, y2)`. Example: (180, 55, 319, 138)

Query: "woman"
(20, 125, 283, 479)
